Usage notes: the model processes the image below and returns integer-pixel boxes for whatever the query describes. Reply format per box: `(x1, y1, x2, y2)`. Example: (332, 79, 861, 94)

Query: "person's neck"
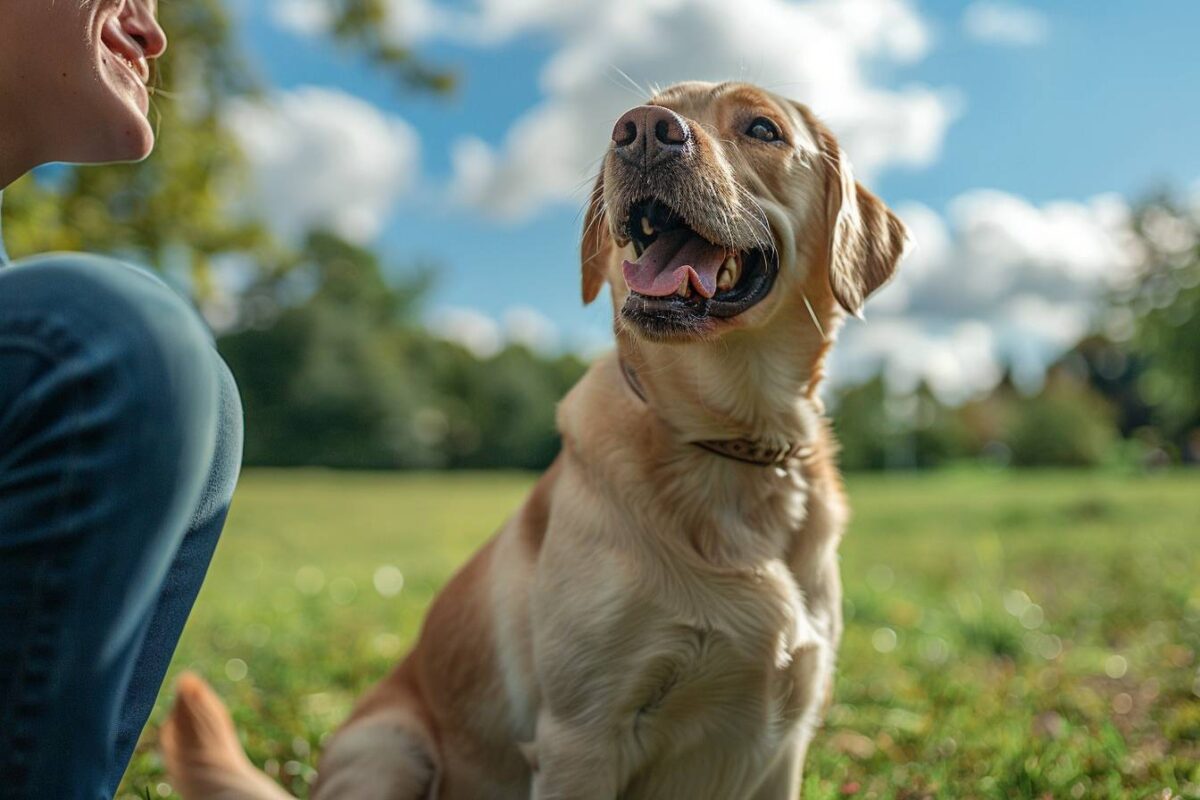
(0, 187, 8, 265)
(0, 83, 35, 189)
(0, 116, 39, 192)
(0, 78, 41, 262)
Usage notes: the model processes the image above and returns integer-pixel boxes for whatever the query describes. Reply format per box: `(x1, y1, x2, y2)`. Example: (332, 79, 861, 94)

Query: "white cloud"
(447, 0, 957, 219)
(223, 87, 420, 244)
(962, 2, 1049, 47)
(269, 0, 333, 37)
(270, 0, 956, 221)
(829, 190, 1139, 403)
(427, 306, 504, 357)
(427, 305, 590, 358)
(503, 306, 560, 354)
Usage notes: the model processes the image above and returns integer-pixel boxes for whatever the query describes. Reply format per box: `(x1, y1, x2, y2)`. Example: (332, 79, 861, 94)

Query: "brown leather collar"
(619, 359, 811, 468)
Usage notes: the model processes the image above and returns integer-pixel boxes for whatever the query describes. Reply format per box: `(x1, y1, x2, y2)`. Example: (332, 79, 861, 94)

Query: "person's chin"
(90, 71, 156, 162)
(118, 117, 157, 162)
(85, 100, 156, 164)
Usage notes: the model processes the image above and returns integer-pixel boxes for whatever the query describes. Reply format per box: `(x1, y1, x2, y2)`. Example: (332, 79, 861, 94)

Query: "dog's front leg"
(527, 710, 623, 800)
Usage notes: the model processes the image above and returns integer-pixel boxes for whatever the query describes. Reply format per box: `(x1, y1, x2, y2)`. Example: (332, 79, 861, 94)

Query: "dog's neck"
(614, 315, 830, 464)
(554, 300, 840, 565)
(553, 322, 832, 566)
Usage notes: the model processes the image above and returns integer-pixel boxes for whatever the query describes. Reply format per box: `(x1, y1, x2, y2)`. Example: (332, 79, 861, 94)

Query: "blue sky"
(222, 0, 1198, 398)
(893, 1, 1200, 205)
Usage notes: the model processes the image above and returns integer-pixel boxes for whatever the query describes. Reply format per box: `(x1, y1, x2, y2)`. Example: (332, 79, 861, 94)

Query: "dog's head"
(582, 81, 908, 351)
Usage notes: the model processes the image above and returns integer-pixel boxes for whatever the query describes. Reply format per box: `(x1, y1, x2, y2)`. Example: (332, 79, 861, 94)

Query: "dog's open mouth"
(619, 198, 777, 336)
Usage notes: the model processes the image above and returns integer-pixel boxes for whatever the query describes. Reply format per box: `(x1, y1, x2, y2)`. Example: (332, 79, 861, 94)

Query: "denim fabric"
(0, 253, 243, 798)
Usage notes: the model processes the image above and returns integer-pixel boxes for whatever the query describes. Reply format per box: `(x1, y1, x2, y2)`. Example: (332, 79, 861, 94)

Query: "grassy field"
(119, 469, 1200, 799)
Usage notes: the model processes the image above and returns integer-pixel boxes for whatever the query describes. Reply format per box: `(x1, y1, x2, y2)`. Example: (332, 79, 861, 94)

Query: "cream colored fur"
(163, 81, 907, 800)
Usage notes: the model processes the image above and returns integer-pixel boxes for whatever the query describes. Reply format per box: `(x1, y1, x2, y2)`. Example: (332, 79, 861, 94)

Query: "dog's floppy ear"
(580, 171, 611, 305)
(819, 130, 908, 317)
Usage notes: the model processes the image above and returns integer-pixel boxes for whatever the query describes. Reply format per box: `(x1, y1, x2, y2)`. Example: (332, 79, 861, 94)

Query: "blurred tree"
(219, 231, 586, 470)
(218, 232, 441, 468)
(832, 191, 1200, 471)
(832, 377, 973, 471)
(1058, 337, 1154, 440)
(956, 370, 1019, 464)
(430, 344, 586, 469)
(831, 377, 895, 471)
(325, 0, 457, 93)
(1057, 193, 1200, 464)
(1115, 196, 1200, 460)
(1002, 370, 1118, 468)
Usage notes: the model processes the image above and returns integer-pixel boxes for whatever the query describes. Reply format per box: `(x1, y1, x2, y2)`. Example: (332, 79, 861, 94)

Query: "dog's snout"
(611, 105, 691, 168)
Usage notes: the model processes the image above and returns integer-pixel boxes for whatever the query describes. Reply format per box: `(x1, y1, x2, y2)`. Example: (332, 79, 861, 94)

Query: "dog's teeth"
(717, 266, 734, 292)
(641, 216, 655, 237)
(677, 281, 691, 298)
(722, 255, 741, 290)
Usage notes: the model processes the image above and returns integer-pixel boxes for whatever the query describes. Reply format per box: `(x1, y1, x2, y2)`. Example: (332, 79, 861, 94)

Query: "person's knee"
(196, 357, 244, 523)
(2, 254, 225, 483)
(9, 252, 213, 356)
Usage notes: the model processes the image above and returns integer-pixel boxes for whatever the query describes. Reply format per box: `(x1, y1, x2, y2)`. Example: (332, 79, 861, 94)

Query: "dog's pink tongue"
(622, 229, 726, 298)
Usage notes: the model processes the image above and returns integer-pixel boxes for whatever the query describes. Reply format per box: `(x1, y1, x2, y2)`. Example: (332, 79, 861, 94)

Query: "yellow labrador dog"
(163, 81, 907, 800)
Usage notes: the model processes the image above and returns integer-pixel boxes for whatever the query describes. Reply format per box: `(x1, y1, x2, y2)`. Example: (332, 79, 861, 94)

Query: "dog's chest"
(539, 534, 828, 755)
(533, 468, 834, 790)
(629, 554, 826, 732)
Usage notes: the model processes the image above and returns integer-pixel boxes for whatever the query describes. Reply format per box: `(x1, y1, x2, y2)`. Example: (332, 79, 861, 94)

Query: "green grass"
(120, 469, 1200, 799)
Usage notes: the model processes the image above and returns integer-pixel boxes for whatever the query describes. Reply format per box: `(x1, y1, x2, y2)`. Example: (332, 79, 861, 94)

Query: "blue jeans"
(0, 254, 242, 797)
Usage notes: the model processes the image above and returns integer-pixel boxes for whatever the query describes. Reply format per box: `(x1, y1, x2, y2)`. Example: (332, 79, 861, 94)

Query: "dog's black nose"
(612, 105, 691, 169)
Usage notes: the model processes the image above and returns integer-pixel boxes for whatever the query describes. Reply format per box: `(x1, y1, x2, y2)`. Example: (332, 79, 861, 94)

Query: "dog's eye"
(746, 117, 781, 142)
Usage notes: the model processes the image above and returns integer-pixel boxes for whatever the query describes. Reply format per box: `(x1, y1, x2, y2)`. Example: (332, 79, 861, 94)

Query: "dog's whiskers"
(732, 185, 776, 257)
(609, 66, 651, 101)
(802, 293, 827, 342)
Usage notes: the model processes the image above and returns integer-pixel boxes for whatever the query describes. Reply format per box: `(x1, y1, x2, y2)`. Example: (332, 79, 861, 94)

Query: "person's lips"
(100, 15, 150, 86)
